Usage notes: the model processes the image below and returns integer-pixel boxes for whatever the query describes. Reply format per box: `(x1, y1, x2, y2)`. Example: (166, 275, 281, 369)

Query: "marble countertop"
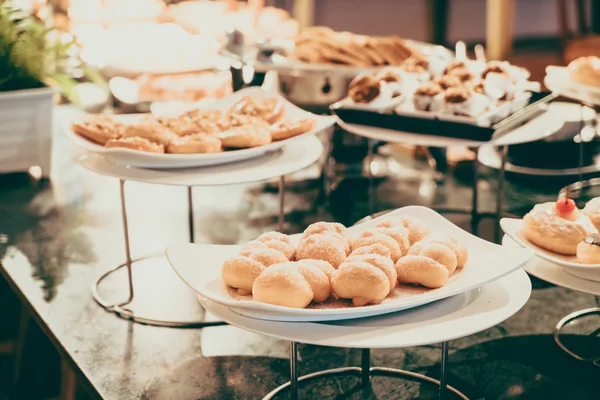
(0, 113, 598, 399)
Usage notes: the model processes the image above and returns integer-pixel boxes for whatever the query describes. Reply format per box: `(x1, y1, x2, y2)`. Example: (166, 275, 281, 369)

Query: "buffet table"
(1, 110, 599, 400)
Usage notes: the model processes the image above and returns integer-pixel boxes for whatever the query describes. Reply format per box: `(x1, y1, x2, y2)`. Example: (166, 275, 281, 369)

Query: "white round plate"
(198, 269, 531, 349)
(337, 109, 562, 148)
(500, 218, 600, 282)
(503, 236, 600, 296)
(74, 135, 323, 187)
(166, 206, 533, 322)
(60, 87, 336, 169)
(545, 66, 600, 107)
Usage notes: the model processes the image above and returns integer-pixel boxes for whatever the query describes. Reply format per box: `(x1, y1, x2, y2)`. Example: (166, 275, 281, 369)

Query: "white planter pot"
(0, 87, 54, 177)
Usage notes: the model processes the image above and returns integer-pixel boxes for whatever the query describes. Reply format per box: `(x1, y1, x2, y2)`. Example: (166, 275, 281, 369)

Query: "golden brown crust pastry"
(121, 124, 177, 146)
(72, 115, 124, 145)
(270, 118, 315, 141)
(105, 137, 165, 153)
(217, 125, 272, 148)
(166, 133, 222, 154)
(229, 96, 284, 124)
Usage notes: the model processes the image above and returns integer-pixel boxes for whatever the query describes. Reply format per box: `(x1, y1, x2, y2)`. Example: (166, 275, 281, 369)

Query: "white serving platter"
(167, 206, 533, 322)
(198, 269, 531, 349)
(500, 217, 600, 282)
(502, 236, 600, 295)
(544, 66, 600, 107)
(60, 87, 336, 169)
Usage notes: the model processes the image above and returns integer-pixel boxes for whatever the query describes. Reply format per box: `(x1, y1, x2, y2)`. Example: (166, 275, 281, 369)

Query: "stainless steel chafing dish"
(222, 30, 454, 112)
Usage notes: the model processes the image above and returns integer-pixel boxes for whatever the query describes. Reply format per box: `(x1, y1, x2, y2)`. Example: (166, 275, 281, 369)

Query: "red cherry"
(555, 198, 576, 214)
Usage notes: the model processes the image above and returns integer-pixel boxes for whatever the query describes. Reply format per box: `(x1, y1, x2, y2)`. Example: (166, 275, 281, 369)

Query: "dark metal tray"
(330, 92, 557, 142)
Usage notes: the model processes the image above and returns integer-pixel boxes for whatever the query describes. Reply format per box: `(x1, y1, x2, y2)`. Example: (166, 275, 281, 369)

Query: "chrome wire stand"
(553, 304, 600, 367)
(92, 177, 286, 327)
(263, 341, 468, 400)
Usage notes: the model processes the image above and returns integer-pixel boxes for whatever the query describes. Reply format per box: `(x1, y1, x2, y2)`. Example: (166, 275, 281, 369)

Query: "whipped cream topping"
(526, 202, 597, 238)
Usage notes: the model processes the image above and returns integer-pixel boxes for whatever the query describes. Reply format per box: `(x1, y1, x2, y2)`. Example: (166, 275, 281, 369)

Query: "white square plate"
(60, 87, 336, 169)
(167, 206, 533, 321)
(500, 218, 600, 282)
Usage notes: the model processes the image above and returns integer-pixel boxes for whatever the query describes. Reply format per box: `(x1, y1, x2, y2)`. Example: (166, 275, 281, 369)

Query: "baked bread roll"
(413, 233, 468, 269)
(568, 56, 600, 87)
(576, 234, 600, 264)
(376, 215, 430, 245)
(222, 255, 266, 295)
(252, 263, 314, 308)
(395, 255, 449, 288)
(294, 261, 332, 302)
(409, 242, 458, 274)
(296, 234, 347, 268)
(301, 259, 336, 279)
(349, 243, 391, 259)
(332, 261, 390, 306)
(359, 226, 410, 258)
(352, 234, 402, 262)
(523, 202, 597, 255)
(302, 222, 351, 254)
(256, 231, 296, 260)
(347, 253, 397, 289)
(238, 247, 289, 267)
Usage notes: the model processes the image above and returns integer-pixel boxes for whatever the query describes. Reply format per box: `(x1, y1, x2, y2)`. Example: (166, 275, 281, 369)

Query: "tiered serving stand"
(74, 136, 324, 328)
(337, 111, 563, 242)
(534, 75, 600, 365)
(199, 269, 532, 400)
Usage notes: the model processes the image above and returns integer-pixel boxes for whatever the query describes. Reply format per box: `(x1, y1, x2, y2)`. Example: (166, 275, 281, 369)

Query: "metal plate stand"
(92, 177, 286, 328)
(263, 341, 469, 400)
(554, 178, 600, 364)
(364, 140, 509, 242)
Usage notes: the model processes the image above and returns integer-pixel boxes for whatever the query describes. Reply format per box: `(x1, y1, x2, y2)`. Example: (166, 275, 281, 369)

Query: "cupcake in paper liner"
(447, 67, 476, 84)
(413, 82, 444, 112)
(443, 59, 485, 78)
(348, 74, 394, 107)
(442, 86, 491, 117)
(377, 68, 405, 97)
(435, 74, 463, 90)
(400, 56, 431, 83)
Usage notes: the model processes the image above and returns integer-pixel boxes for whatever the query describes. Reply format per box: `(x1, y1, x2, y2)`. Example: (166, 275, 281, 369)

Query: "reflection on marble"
(0, 123, 599, 400)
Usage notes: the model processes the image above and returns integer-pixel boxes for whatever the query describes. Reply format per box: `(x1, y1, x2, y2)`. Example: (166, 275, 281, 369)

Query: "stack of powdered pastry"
(221, 216, 468, 309)
(71, 95, 315, 154)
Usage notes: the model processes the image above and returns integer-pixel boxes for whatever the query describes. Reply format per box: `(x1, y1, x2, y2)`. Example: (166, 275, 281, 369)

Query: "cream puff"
(576, 234, 600, 264)
(523, 200, 598, 255)
(582, 197, 600, 231)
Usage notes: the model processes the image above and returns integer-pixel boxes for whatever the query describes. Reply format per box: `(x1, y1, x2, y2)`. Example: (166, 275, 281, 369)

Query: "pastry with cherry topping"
(523, 198, 597, 255)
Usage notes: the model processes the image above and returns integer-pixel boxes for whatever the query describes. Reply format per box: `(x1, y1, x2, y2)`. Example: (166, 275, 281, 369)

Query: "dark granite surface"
(1, 117, 599, 400)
